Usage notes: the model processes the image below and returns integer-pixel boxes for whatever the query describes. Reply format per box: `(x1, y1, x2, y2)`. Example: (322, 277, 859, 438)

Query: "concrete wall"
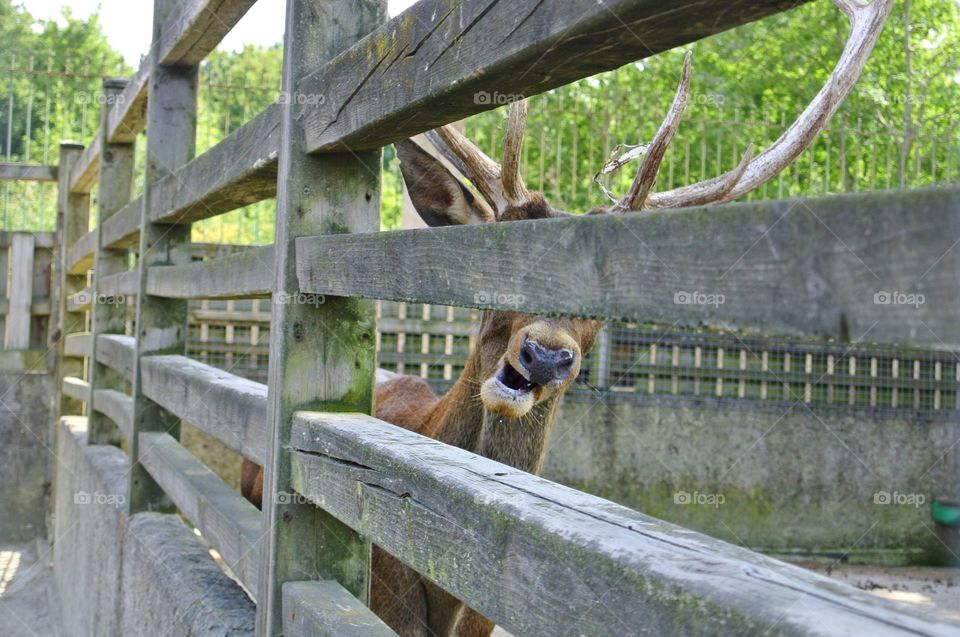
(121, 513, 254, 637)
(545, 394, 959, 563)
(52, 417, 254, 637)
(0, 371, 54, 541)
(54, 417, 128, 637)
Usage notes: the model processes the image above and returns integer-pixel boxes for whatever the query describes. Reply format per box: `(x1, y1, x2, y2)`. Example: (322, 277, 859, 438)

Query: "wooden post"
(53, 142, 89, 419)
(592, 325, 610, 390)
(5, 233, 34, 349)
(88, 78, 135, 445)
(257, 1, 385, 633)
(127, 0, 198, 513)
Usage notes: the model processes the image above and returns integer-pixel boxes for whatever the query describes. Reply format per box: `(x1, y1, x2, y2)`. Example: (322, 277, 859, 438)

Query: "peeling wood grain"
(0, 163, 57, 181)
(139, 432, 262, 597)
(283, 581, 398, 637)
(149, 104, 280, 225)
(296, 187, 960, 348)
(290, 411, 960, 637)
(146, 246, 274, 299)
(140, 354, 267, 465)
(300, 0, 811, 152)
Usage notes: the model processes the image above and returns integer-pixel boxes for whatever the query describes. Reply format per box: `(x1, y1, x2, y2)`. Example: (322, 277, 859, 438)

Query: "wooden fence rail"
(35, 0, 960, 635)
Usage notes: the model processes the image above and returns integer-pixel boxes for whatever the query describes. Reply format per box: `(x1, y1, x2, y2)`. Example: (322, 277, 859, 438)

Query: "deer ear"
(396, 139, 495, 227)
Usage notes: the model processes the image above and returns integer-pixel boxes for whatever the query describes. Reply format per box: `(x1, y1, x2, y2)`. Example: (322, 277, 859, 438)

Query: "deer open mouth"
(481, 361, 539, 418)
(497, 362, 537, 394)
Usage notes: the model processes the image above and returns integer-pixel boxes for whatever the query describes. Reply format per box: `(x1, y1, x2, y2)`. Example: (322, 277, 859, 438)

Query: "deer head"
(396, 115, 602, 420)
(395, 0, 891, 422)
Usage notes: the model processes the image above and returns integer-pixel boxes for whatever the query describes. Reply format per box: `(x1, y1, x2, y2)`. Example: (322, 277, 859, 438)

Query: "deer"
(241, 1, 890, 635)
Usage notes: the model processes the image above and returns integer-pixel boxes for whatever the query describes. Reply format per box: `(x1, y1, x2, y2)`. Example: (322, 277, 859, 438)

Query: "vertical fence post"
(127, 0, 198, 513)
(257, 0, 385, 633)
(50, 142, 87, 535)
(88, 78, 135, 445)
(53, 142, 88, 419)
(6, 233, 34, 349)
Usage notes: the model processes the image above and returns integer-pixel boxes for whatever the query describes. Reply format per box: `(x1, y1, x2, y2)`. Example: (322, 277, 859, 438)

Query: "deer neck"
(429, 354, 487, 452)
(430, 353, 563, 476)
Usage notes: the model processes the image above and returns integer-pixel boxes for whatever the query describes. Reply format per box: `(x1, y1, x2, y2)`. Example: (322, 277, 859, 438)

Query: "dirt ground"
(791, 560, 960, 623)
(0, 541, 64, 637)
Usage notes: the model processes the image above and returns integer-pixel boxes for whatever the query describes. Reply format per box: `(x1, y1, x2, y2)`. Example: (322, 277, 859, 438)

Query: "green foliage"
(1, 0, 957, 236)
(458, 0, 959, 216)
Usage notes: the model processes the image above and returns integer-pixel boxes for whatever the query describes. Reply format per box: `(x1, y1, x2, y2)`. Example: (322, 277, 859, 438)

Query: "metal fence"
(183, 299, 960, 418)
(4, 51, 959, 237)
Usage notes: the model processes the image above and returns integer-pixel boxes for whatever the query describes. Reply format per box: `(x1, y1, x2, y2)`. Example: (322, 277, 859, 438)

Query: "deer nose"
(518, 339, 576, 385)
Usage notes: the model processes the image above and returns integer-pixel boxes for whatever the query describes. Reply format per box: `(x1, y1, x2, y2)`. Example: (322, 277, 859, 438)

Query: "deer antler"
(615, 52, 692, 211)
(611, 0, 892, 210)
(501, 100, 530, 205)
(425, 100, 531, 217)
(426, 125, 507, 212)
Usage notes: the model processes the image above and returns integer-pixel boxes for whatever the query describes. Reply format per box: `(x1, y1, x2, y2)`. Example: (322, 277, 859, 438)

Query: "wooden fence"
(15, 0, 959, 635)
(0, 227, 55, 368)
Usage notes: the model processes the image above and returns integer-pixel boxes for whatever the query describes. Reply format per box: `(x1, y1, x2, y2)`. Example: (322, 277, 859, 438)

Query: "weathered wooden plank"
(0, 349, 49, 372)
(54, 142, 90, 418)
(300, 0, 809, 152)
(89, 78, 137, 445)
(0, 298, 51, 316)
(0, 232, 54, 248)
(291, 411, 960, 637)
(98, 270, 138, 297)
(101, 197, 142, 249)
(64, 332, 93, 358)
(127, 0, 199, 515)
(96, 334, 136, 384)
(150, 104, 280, 225)
(62, 376, 90, 403)
(0, 163, 57, 181)
(146, 245, 274, 299)
(69, 137, 101, 193)
(66, 288, 91, 313)
(67, 230, 96, 275)
(190, 242, 253, 259)
(138, 432, 262, 597)
(157, 0, 256, 65)
(282, 581, 398, 637)
(256, 1, 385, 633)
(5, 234, 35, 349)
(190, 308, 271, 324)
(107, 61, 150, 143)
(139, 354, 267, 465)
(297, 187, 960, 349)
(92, 389, 133, 441)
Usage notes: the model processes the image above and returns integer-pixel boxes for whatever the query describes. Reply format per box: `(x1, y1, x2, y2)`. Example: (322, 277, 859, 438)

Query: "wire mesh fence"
(179, 299, 960, 419)
(3, 50, 959, 235)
